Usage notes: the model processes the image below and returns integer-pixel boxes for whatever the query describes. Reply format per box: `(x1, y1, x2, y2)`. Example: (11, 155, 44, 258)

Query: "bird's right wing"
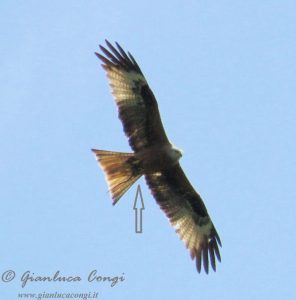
(96, 40, 170, 152)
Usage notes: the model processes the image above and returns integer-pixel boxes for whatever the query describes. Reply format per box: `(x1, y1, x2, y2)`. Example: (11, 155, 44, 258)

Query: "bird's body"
(92, 40, 222, 273)
(135, 143, 182, 172)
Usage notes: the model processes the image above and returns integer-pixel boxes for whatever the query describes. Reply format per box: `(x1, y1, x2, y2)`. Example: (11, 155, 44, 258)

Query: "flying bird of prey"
(92, 40, 221, 273)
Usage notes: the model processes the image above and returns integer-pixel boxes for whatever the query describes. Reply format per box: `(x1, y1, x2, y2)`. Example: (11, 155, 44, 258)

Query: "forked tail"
(92, 149, 142, 205)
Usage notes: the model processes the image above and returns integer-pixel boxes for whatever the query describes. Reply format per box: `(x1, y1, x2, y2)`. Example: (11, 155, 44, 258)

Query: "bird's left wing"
(145, 164, 222, 273)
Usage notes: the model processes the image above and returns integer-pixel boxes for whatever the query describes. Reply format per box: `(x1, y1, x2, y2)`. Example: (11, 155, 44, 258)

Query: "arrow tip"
(133, 184, 145, 209)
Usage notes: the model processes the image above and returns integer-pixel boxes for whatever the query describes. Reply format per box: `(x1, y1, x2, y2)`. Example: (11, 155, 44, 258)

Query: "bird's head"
(171, 144, 183, 161)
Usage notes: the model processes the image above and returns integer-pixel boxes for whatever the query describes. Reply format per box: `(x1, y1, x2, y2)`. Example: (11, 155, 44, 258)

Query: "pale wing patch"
(105, 68, 147, 104)
(174, 215, 212, 250)
(172, 208, 220, 273)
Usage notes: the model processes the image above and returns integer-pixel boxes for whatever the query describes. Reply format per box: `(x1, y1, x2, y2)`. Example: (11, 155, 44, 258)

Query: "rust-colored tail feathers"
(92, 149, 142, 204)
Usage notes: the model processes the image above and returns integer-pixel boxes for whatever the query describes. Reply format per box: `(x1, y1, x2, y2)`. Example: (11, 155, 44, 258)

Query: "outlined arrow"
(133, 184, 145, 233)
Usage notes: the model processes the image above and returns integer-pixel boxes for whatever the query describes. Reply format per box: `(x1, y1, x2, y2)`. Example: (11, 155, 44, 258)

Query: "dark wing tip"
(202, 245, 209, 274)
(195, 232, 222, 274)
(196, 250, 202, 273)
(216, 233, 222, 247)
(212, 232, 222, 263)
(209, 245, 216, 272)
(96, 40, 143, 74)
(94, 51, 114, 68)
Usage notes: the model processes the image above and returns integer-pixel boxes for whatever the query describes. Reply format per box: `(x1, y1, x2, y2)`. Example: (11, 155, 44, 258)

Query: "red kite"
(92, 40, 221, 273)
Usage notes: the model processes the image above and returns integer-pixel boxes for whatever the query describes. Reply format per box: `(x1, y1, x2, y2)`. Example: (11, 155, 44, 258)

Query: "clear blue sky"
(1, 1, 295, 299)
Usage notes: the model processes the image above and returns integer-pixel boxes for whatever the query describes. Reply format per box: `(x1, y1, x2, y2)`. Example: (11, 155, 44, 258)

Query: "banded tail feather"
(92, 149, 142, 204)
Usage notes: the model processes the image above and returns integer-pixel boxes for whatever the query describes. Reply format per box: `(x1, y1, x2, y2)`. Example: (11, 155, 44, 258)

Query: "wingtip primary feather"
(95, 52, 111, 65)
(202, 246, 209, 274)
(216, 234, 222, 247)
(209, 246, 216, 272)
(196, 250, 202, 273)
